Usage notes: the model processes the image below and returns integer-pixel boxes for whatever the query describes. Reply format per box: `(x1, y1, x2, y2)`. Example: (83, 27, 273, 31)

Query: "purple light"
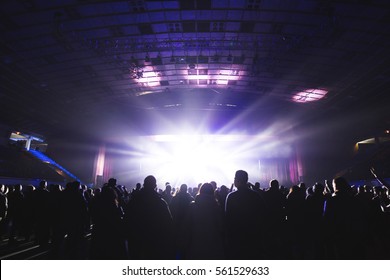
(292, 88, 328, 103)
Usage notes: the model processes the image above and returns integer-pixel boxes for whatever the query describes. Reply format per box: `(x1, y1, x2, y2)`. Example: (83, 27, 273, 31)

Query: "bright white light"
(292, 88, 328, 103)
(134, 133, 293, 188)
(135, 91, 154, 96)
(219, 69, 232, 75)
(216, 79, 228, 85)
(141, 135, 238, 187)
(142, 71, 157, 78)
(138, 70, 161, 87)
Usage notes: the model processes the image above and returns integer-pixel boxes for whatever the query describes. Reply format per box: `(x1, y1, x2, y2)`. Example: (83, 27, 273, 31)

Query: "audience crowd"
(0, 169, 390, 260)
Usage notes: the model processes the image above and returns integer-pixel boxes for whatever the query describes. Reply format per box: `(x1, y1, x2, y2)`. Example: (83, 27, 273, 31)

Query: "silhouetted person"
(61, 181, 89, 259)
(323, 177, 359, 259)
(210, 181, 217, 191)
(252, 182, 264, 194)
(263, 179, 286, 258)
(130, 183, 141, 200)
(107, 177, 126, 209)
(170, 184, 194, 227)
(169, 183, 194, 258)
(48, 184, 63, 258)
(83, 187, 93, 201)
(120, 185, 130, 205)
(7, 184, 24, 245)
(192, 186, 199, 197)
(90, 182, 126, 259)
(32, 180, 52, 247)
(161, 184, 173, 204)
(369, 167, 390, 258)
(0, 184, 7, 241)
(183, 183, 225, 259)
(124, 175, 174, 259)
(352, 185, 372, 258)
(368, 185, 389, 258)
(285, 185, 306, 259)
(225, 170, 267, 259)
(298, 182, 307, 199)
(215, 185, 229, 211)
(305, 182, 326, 258)
(22, 185, 35, 241)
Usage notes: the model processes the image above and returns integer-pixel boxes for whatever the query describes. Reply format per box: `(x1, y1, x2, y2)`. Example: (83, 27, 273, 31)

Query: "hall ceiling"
(1, 0, 389, 139)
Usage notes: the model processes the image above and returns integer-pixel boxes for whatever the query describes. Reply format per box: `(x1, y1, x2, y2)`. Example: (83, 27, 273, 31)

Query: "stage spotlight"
(140, 135, 237, 187)
(292, 88, 328, 103)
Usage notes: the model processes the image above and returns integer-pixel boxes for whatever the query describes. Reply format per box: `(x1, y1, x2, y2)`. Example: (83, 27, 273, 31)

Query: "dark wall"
(0, 123, 12, 146)
(46, 138, 99, 184)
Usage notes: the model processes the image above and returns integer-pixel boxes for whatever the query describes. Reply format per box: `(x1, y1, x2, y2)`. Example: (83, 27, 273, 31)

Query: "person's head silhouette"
(144, 175, 157, 191)
(234, 170, 248, 190)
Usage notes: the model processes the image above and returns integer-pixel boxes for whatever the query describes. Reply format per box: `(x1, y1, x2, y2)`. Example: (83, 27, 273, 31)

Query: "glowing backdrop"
(106, 133, 301, 189)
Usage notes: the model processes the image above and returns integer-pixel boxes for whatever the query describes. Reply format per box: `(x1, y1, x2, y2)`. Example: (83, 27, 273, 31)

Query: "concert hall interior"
(0, 0, 389, 260)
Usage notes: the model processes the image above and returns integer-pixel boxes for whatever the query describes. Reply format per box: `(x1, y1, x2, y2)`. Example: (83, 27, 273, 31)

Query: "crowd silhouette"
(0, 168, 390, 260)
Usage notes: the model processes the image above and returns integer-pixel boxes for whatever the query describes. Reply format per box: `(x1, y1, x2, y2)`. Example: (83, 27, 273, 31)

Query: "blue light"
(28, 150, 81, 182)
